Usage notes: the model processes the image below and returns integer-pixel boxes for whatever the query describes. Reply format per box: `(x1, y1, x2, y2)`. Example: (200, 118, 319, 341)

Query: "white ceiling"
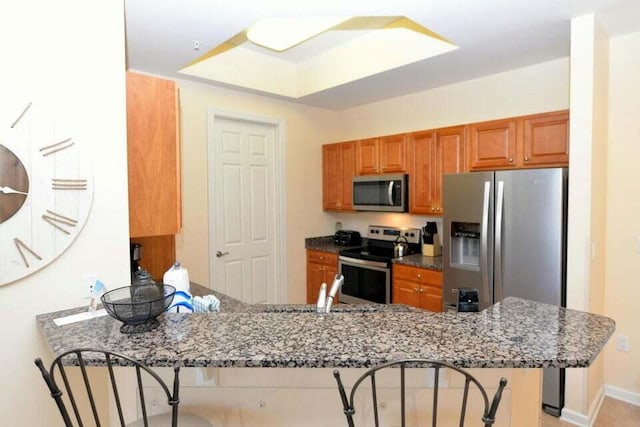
(125, 0, 640, 110)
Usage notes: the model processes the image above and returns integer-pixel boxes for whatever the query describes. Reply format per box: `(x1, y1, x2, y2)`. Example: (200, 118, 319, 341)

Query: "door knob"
(216, 250, 229, 258)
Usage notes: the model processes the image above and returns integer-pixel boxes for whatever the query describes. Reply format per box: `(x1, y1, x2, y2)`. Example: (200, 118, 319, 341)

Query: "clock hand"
(0, 186, 28, 196)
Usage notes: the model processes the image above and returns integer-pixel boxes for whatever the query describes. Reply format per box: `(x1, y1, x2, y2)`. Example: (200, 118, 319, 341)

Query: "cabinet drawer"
(307, 250, 337, 266)
(393, 264, 442, 287)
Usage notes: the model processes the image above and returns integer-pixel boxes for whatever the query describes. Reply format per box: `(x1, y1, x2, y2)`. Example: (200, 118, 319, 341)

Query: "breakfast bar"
(36, 284, 615, 426)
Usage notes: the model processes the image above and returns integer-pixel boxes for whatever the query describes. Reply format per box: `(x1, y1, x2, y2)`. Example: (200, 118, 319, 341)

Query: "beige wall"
(0, 0, 129, 425)
(587, 18, 609, 410)
(334, 57, 570, 140)
(175, 80, 342, 303)
(604, 30, 640, 398)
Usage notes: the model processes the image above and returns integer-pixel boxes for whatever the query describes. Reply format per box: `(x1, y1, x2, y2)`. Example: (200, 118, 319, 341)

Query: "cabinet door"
(522, 111, 569, 167)
(420, 286, 443, 312)
(379, 134, 407, 173)
(339, 142, 355, 210)
(356, 138, 379, 175)
(127, 72, 181, 237)
(408, 131, 436, 215)
(322, 144, 342, 210)
(432, 126, 466, 214)
(307, 250, 338, 304)
(324, 263, 339, 304)
(306, 260, 326, 304)
(392, 278, 421, 308)
(468, 118, 517, 171)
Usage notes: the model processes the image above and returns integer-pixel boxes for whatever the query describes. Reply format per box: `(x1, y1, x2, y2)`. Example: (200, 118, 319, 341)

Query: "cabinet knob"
(319, 256, 324, 260)
(419, 288, 425, 293)
(524, 156, 530, 161)
(509, 158, 514, 163)
(414, 287, 420, 292)
(436, 207, 441, 212)
(417, 273, 422, 278)
(431, 207, 435, 212)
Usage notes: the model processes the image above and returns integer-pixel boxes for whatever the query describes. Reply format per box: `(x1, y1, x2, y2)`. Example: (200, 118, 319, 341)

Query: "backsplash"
(327, 211, 443, 236)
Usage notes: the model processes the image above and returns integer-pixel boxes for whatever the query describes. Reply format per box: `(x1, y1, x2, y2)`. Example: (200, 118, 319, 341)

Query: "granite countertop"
(305, 235, 366, 254)
(393, 254, 443, 271)
(306, 236, 443, 271)
(37, 284, 614, 370)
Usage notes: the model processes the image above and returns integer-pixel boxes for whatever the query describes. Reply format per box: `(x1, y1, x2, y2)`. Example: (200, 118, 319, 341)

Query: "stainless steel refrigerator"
(442, 168, 567, 416)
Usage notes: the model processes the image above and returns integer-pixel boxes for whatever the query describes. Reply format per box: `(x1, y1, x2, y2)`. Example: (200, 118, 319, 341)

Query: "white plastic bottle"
(163, 262, 190, 293)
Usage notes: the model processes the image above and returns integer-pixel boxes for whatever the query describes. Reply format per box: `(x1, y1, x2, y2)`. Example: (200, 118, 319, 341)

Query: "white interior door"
(208, 116, 279, 304)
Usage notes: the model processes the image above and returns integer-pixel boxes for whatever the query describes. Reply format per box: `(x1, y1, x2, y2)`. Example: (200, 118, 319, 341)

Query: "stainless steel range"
(338, 226, 422, 304)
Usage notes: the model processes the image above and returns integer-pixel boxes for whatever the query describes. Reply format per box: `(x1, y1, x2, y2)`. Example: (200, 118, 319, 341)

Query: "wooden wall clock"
(0, 94, 93, 286)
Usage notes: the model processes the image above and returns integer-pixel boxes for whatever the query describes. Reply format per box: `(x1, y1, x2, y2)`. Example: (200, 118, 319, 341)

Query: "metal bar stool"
(334, 359, 508, 427)
(35, 348, 211, 427)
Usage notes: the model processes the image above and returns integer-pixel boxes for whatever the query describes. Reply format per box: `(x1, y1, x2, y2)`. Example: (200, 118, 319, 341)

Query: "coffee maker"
(130, 243, 142, 279)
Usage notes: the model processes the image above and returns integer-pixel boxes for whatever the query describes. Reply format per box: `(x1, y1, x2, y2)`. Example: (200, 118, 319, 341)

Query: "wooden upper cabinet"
(469, 110, 569, 171)
(408, 131, 435, 214)
(126, 72, 181, 237)
(433, 126, 466, 214)
(522, 110, 570, 167)
(355, 138, 380, 175)
(323, 141, 355, 211)
(379, 134, 407, 173)
(408, 126, 465, 215)
(356, 135, 407, 175)
(468, 118, 517, 170)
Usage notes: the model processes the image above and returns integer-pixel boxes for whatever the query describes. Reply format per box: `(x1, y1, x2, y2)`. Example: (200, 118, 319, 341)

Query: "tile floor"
(541, 397, 640, 427)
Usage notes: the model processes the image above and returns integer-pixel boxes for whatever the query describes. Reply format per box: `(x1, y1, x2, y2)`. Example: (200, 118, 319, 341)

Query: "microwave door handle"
(388, 181, 394, 206)
(480, 181, 491, 305)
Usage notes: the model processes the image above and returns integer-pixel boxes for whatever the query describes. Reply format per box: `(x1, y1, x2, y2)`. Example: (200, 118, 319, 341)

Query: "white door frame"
(206, 108, 287, 303)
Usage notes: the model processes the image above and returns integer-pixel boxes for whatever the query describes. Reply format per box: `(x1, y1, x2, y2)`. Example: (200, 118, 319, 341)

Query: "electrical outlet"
(616, 334, 631, 352)
(84, 274, 97, 298)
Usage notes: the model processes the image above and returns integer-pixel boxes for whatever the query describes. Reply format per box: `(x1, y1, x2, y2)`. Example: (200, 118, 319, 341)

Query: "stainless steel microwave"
(353, 174, 407, 212)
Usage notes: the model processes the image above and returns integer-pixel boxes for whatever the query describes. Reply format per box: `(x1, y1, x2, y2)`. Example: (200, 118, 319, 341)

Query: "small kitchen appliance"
(338, 226, 421, 304)
(130, 242, 142, 279)
(334, 230, 362, 246)
(352, 174, 408, 212)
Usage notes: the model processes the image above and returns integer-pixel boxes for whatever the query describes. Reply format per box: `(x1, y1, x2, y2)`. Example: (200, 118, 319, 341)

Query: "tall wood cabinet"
(323, 142, 355, 211)
(355, 134, 407, 175)
(126, 71, 181, 279)
(408, 126, 465, 215)
(468, 110, 569, 171)
(306, 250, 338, 304)
(392, 264, 443, 312)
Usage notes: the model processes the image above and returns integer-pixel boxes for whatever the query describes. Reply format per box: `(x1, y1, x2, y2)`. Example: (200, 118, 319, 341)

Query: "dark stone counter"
(37, 283, 614, 370)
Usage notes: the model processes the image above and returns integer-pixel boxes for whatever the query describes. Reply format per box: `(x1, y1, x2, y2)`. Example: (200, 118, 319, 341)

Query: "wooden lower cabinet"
(392, 264, 443, 312)
(306, 250, 339, 304)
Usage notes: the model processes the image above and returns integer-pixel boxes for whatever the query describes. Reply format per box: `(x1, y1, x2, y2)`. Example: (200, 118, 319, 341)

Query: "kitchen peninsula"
(37, 283, 614, 426)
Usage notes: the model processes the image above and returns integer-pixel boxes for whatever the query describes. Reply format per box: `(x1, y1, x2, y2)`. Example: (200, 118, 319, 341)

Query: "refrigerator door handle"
(495, 180, 505, 302)
(481, 181, 491, 304)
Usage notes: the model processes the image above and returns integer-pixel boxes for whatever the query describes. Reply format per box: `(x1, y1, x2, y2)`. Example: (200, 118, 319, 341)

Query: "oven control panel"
(367, 226, 422, 244)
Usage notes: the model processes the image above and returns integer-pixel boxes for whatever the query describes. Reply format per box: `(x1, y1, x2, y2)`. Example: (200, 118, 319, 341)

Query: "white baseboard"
(604, 384, 640, 406)
(587, 386, 606, 426)
(559, 383, 640, 426)
(560, 408, 590, 426)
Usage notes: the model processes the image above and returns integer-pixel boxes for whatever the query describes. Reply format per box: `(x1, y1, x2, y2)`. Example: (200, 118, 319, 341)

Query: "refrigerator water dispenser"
(450, 222, 480, 269)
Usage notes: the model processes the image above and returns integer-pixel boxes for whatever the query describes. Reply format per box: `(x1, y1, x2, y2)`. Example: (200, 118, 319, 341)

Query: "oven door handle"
(339, 256, 389, 269)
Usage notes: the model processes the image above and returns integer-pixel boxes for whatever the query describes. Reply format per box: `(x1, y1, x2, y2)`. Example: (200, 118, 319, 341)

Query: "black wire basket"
(101, 284, 176, 333)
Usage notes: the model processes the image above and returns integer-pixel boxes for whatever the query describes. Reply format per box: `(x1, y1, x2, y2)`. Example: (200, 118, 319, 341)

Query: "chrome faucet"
(316, 274, 344, 313)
